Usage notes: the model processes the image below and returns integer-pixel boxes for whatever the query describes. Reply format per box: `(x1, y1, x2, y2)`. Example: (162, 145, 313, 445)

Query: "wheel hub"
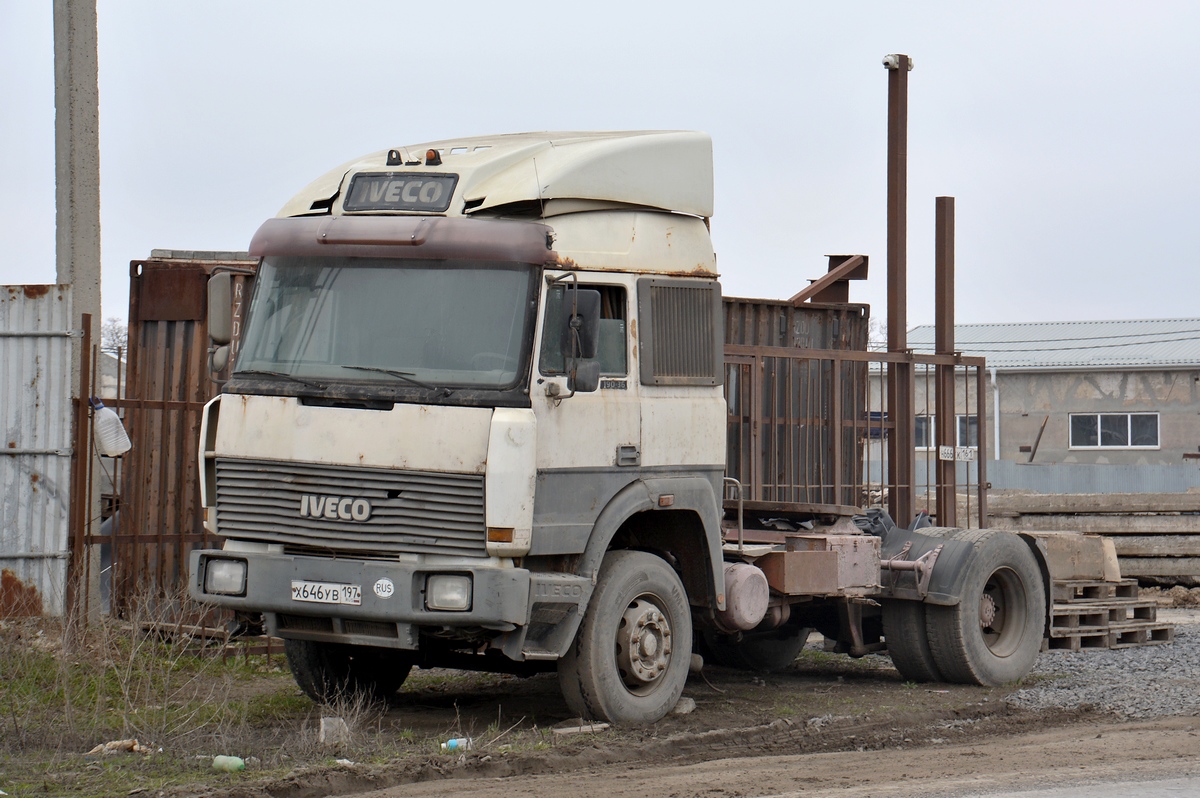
(979, 592, 997, 629)
(617, 598, 673, 689)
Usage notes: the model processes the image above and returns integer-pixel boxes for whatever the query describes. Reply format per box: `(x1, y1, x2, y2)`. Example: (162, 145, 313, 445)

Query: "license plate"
(290, 580, 362, 606)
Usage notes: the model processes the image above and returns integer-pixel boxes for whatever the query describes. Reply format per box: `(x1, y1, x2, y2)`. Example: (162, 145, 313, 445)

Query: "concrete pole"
(54, 0, 102, 350)
(55, 0, 102, 620)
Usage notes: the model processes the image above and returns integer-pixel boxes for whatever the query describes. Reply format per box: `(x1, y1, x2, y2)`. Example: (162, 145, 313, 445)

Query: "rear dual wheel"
(926, 530, 1045, 686)
(884, 529, 1045, 687)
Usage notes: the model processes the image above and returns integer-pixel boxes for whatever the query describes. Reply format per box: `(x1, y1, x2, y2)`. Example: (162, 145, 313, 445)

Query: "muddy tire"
(925, 529, 1045, 686)
(284, 639, 413, 704)
(881, 526, 958, 682)
(702, 626, 812, 673)
(882, 600, 942, 682)
(557, 550, 692, 725)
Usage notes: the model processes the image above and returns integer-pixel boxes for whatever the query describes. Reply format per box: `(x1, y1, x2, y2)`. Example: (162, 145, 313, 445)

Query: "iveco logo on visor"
(299, 495, 372, 522)
(343, 172, 459, 213)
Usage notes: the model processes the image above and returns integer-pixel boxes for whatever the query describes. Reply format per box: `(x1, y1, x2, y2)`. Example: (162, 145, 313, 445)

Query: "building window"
(1069, 413, 1159, 449)
(915, 415, 978, 449)
(915, 415, 935, 449)
(958, 414, 979, 448)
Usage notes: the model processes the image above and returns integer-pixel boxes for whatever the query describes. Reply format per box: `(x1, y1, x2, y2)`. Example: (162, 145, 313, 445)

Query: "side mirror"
(208, 272, 233, 345)
(210, 345, 231, 373)
(570, 359, 601, 394)
(562, 288, 601, 360)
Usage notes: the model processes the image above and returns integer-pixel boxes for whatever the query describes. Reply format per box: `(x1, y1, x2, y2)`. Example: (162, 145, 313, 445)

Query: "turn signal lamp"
(487, 527, 515, 544)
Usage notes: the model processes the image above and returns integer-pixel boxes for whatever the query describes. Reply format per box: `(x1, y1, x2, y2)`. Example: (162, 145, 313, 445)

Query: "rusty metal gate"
(77, 253, 256, 616)
(1, 285, 76, 616)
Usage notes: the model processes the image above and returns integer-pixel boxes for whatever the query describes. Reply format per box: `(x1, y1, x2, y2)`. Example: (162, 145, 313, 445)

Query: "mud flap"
(494, 572, 594, 661)
(877, 528, 977, 606)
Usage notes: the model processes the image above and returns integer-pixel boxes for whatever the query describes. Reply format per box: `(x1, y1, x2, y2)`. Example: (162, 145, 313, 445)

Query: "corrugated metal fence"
(0, 285, 75, 615)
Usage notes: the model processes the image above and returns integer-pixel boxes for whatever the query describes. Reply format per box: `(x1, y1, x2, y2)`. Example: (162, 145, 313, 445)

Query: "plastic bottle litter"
(91, 397, 132, 456)
(212, 755, 246, 772)
(440, 737, 473, 752)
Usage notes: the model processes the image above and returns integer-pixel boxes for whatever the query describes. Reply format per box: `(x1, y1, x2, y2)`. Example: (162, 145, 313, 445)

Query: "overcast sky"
(2, 1, 1197, 328)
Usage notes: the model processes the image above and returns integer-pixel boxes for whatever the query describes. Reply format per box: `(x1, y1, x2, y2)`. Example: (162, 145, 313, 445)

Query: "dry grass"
(0, 592, 429, 796)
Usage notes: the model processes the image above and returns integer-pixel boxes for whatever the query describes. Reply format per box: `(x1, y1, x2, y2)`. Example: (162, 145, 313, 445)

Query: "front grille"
(343, 620, 400, 639)
(277, 614, 334, 633)
(215, 458, 487, 557)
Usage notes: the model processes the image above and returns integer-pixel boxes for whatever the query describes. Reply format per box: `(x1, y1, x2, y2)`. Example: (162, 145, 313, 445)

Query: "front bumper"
(189, 549, 531, 649)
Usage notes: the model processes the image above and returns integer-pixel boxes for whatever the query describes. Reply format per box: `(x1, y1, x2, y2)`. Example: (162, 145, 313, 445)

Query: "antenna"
(532, 157, 546, 218)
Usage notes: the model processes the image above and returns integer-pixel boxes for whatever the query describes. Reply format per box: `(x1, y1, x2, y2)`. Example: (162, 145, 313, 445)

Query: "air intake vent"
(637, 278, 722, 386)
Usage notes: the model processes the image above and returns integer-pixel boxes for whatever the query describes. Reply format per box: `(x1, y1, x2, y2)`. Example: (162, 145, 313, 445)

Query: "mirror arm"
(547, 273, 581, 400)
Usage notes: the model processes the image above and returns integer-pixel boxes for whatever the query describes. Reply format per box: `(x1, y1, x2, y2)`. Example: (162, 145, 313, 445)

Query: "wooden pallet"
(1052, 579, 1139, 604)
(1044, 631, 1111, 652)
(1045, 580, 1174, 651)
(1109, 624, 1175, 648)
(1049, 600, 1158, 636)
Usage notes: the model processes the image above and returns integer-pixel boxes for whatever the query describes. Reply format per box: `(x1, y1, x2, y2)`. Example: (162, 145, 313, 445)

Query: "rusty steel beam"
(884, 53, 914, 526)
(789, 254, 867, 305)
(66, 312, 92, 619)
(723, 344, 984, 368)
(934, 196, 957, 527)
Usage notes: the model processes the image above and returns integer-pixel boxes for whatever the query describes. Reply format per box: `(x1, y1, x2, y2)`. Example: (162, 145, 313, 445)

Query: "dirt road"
(173, 604, 1200, 798)
(351, 718, 1200, 798)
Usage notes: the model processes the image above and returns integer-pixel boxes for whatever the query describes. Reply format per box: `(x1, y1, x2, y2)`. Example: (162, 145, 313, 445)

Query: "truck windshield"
(236, 256, 537, 390)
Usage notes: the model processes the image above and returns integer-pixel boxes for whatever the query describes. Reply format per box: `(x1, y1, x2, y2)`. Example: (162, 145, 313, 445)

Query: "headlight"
(204, 558, 247, 596)
(426, 574, 472, 611)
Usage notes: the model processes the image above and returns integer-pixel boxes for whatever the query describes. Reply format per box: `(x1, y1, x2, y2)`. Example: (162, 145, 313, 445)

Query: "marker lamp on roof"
(425, 149, 442, 166)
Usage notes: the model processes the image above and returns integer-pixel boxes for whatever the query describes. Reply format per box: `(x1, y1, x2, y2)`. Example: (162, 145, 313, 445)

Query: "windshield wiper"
(341, 365, 445, 393)
(232, 369, 328, 390)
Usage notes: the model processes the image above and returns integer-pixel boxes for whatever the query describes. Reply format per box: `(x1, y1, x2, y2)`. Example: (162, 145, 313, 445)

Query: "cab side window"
(540, 284, 627, 376)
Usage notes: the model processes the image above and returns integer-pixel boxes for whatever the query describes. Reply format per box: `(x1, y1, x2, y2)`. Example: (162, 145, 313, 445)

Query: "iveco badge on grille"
(299, 495, 372, 522)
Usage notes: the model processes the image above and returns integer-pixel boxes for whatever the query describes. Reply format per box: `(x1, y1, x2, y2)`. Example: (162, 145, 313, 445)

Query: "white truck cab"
(192, 132, 732, 724)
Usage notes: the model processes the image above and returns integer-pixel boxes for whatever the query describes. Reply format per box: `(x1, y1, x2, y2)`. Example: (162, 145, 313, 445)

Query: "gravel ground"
(1007, 608, 1200, 719)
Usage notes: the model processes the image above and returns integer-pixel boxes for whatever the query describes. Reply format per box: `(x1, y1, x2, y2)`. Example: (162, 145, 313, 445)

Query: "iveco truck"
(190, 131, 1049, 724)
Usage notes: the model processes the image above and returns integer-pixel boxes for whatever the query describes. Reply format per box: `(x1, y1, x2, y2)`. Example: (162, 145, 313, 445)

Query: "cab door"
(528, 273, 641, 555)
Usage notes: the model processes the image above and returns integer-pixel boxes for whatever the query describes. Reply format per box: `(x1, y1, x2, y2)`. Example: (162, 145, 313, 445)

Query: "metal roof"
(907, 319, 1200, 371)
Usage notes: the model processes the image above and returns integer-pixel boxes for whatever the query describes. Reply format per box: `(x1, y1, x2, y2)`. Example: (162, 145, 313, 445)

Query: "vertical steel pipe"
(884, 53, 914, 525)
(976, 364, 989, 528)
(935, 196, 957, 526)
(66, 312, 92, 619)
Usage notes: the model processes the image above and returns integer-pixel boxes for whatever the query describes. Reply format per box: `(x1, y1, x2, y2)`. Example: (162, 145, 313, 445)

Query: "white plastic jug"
(91, 397, 132, 456)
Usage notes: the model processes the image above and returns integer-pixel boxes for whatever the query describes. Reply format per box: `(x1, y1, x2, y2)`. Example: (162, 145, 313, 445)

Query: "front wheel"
(284, 639, 414, 704)
(558, 550, 693, 725)
(925, 530, 1046, 686)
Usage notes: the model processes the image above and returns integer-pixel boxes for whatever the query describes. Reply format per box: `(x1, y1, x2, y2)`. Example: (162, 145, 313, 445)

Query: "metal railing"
(724, 344, 988, 528)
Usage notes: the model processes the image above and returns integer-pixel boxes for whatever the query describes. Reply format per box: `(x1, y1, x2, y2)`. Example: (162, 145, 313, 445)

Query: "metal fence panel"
(0, 285, 75, 615)
(989, 460, 1200, 495)
(103, 255, 255, 614)
(722, 299, 871, 508)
